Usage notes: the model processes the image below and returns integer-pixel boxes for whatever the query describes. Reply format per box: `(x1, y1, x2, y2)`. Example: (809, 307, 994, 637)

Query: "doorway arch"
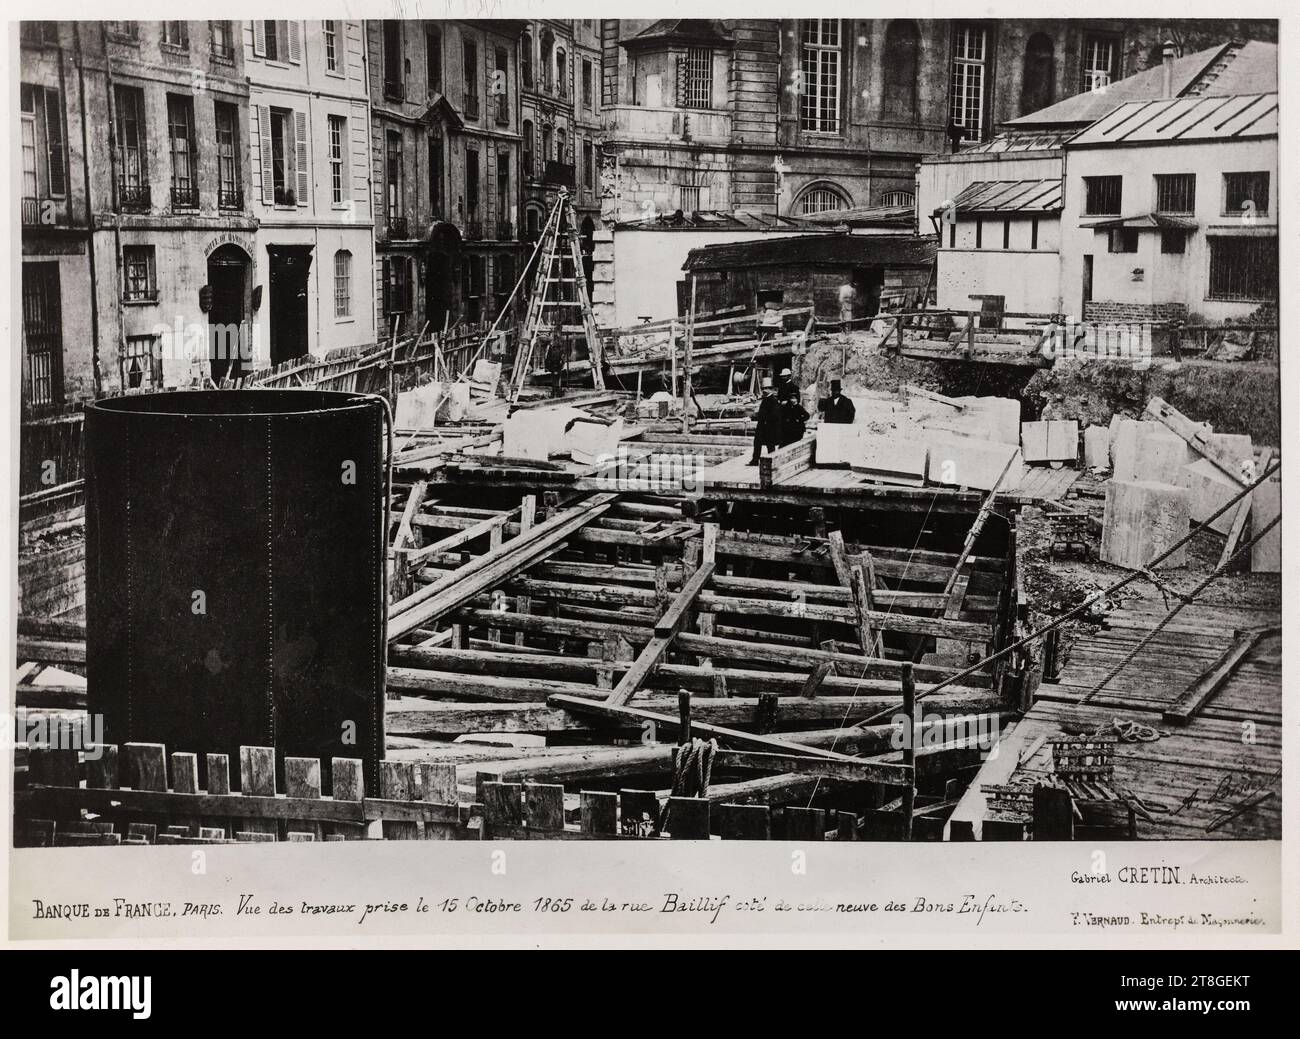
(206, 243, 251, 381)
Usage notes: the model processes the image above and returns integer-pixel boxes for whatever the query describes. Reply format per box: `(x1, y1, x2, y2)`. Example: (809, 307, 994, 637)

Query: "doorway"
(1082, 254, 1094, 311)
(206, 244, 250, 381)
(267, 245, 313, 365)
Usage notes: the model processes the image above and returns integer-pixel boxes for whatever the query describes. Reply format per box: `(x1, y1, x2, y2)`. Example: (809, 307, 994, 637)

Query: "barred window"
(1155, 173, 1195, 214)
(1084, 175, 1122, 216)
(683, 48, 713, 109)
(680, 184, 701, 212)
(334, 249, 352, 318)
(1223, 171, 1269, 216)
(800, 20, 841, 133)
(798, 186, 847, 215)
(1208, 236, 1277, 301)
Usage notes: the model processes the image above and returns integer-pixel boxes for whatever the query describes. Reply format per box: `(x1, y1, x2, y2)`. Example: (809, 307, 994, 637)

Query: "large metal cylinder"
(85, 390, 386, 790)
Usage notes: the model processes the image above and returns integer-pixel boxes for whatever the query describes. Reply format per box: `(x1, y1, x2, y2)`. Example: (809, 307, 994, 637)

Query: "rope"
(659, 738, 717, 833)
(1085, 717, 1167, 742)
(1077, 511, 1280, 703)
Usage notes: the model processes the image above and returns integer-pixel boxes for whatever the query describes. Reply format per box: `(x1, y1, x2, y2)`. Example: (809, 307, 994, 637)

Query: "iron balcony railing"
(171, 184, 199, 209)
(118, 183, 151, 212)
(218, 186, 243, 210)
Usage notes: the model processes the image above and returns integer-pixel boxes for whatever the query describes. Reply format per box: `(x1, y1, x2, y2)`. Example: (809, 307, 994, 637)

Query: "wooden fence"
(17, 739, 897, 844)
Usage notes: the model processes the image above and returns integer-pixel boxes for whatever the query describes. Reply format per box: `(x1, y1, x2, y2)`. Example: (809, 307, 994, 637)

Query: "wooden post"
(682, 274, 696, 433)
(678, 690, 692, 747)
(901, 662, 916, 840)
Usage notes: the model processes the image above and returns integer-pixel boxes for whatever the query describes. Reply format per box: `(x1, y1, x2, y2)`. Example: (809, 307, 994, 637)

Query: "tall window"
(882, 22, 919, 119)
(161, 22, 189, 49)
(522, 32, 533, 88)
(427, 30, 442, 94)
(1081, 34, 1118, 93)
(211, 21, 233, 60)
(22, 263, 63, 407)
(167, 94, 198, 207)
(541, 35, 554, 92)
(328, 115, 347, 204)
(522, 120, 534, 178)
(1083, 175, 1122, 215)
(384, 257, 411, 314)
(582, 139, 594, 193)
(429, 134, 444, 217)
(556, 48, 567, 98)
(1155, 173, 1195, 215)
(798, 186, 846, 215)
(582, 59, 594, 109)
(683, 48, 713, 109)
(383, 21, 403, 99)
(800, 19, 841, 133)
(323, 20, 338, 71)
(386, 130, 403, 223)
(269, 108, 290, 203)
(122, 245, 157, 301)
(555, 128, 565, 164)
(466, 147, 480, 218)
(496, 153, 510, 232)
(122, 335, 162, 390)
(19, 84, 67, 209)
(114, 86, 147, 205)
(334, 250, 352, 317)
(541, 124, 552, 164)
(950, 24, 988, 143)
(1021, 33, 1054, 115)
(215, 102, 241, 208)
(261, 20, 278, 62)
(464, 41, 480, 118)
(494, 47, 509, 123)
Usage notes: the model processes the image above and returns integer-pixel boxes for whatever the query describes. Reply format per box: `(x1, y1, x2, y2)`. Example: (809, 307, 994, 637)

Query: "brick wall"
(1083, 300, 1189, 323)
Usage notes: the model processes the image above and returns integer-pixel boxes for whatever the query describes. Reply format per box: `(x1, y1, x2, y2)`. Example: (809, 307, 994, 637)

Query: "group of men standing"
(749, 370, 856, 465)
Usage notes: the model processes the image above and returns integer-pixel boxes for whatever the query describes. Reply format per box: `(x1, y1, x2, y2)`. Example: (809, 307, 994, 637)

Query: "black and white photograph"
(4, 4, 1294, 959)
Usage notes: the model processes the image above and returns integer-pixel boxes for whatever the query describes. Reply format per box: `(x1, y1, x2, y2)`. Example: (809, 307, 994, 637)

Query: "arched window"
(1020, 34, 1055, 115)
(797, 184, 849, 215)
(522, 119, 534, 177)
(879, 190, 915, 208)
(556, 128, 566, 164)
(541, 32, 554, 92)
(541, 124, 552, 163)
(522, 32, 533, 88)
(333, 249, 352, 318)
(882, 21, 920, 119)
(556, 48, 567, 98)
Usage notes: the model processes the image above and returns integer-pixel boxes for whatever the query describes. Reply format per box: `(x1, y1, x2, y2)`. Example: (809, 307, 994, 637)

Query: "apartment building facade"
(246, 18, 376, 366)
(368, 18, 527, 335)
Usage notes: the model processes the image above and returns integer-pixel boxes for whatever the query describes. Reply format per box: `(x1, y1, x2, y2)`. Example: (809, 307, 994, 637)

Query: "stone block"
(1100, 480, 1189, 570)
(926, 436, 1024, 491)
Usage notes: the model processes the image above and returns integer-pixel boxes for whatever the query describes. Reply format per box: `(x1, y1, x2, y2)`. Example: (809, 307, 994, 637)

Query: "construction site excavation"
(14, 19, 1281, 851)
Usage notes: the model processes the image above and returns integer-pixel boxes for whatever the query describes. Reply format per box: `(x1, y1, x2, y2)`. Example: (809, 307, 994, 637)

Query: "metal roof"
(955, 131, 1074, 155)
(943, 180, 1063, 215)
(1005, 41, 1276, 130)
(1081, 214, 1198, 231)
(682, 233, 937, 272)
(1068, 92, 1278, 146)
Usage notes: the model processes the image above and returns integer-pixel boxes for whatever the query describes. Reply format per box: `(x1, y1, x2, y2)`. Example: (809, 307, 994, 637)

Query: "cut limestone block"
(436, 381, 471, 422)
(1131, 427, 1195, 483)
(915, 396, 1020, 446)
(567, 417, 625, 465)
(1100, 480, 1189, 570)
(1083, 425, 1111, 468)
(502, 405, 590, 461)
(1021, 420, 1079, 463)
(926, 436, 1024, 491)
(395, 381, 443, 430)
(853, 434, 929, 485)
(1251, 470, 1281, 573)
(1197, 433, 1255, 484)
(1183, 459, 1242, 534)
(1109, 418, 1144, 480)
(816, 423, 860, 465)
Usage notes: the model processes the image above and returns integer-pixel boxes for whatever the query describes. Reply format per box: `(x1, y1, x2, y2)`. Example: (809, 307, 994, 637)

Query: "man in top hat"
(748, 376, 782, 465)
(817, 378, 856, 424)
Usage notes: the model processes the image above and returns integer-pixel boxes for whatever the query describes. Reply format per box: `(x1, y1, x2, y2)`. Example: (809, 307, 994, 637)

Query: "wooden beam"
(710, 749, 909, 785)
(1145, 397, 1250, 487)
(1162, 626, 1279, 726)
(1220, 448, 1270, 568)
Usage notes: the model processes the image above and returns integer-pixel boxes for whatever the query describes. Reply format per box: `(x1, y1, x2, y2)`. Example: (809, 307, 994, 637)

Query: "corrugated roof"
(956, 131, 1074, 155)
(944, 180, 1063, 214)
(1068, 92, 1278, 146)
(1005, 41, 1276, 129)
(682, 234, 936, 272)
(802, 203, 914, 228)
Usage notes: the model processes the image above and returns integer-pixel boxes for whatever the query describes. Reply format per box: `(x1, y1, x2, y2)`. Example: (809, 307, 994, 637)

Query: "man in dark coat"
(817, 379, 856, 424)
(779, 390, 809, 446)
(748, 377, 782, 465)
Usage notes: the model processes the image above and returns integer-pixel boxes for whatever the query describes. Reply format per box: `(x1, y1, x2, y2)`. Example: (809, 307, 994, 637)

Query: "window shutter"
(43, 89, 67, 196)
(258, 105, 274, 204)
(253, 20, 266, 57)
(675, 56, 688, 107)
(287, 21, 302, 64)
(294, 109, 309, 205)
(382, 257, 390, 314)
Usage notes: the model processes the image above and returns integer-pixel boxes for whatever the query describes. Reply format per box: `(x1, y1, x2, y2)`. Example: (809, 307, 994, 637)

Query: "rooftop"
(1068, 92, 1279, 147)
(682, 233, 937, 272)
(943, 179, 1063, 216)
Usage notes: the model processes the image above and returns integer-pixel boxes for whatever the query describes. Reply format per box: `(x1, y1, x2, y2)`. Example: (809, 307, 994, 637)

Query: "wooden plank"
(1145, 397, 1248, 487)
(239, 746, 279, 839)
(86, 744, 119, 789)
(653, 560, 716, 637)
(124, 743, 168, 791)
(331, 757, 367, 839)
(710, 749, 910, 785)
(665, 796, 711, 839)
(785, 806, 827, 841)
(719, 803, 771, 839)
(1162, 627, 1278, 726)
(481, 782, 524, 829)
(523, 782, 566, 834)
(581, 790, 619, 835)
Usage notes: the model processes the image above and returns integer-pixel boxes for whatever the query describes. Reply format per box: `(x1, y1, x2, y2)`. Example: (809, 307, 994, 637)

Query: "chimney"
(1162, 40, 1177, 98)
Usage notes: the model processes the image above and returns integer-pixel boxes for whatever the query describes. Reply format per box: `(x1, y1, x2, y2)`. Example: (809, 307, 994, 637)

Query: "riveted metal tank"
(85, 390, 386, 791)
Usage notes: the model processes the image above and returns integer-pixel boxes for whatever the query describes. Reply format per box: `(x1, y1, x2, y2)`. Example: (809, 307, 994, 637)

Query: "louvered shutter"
(253, 20, 266, 57)
(675, 56, 688, 107)
(287, 21, 302, 64)
(258, 105, 274, 204)
(382, 257, 390, 314)
(294, 110, 309, 205)
(43, 89, 66, 196)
